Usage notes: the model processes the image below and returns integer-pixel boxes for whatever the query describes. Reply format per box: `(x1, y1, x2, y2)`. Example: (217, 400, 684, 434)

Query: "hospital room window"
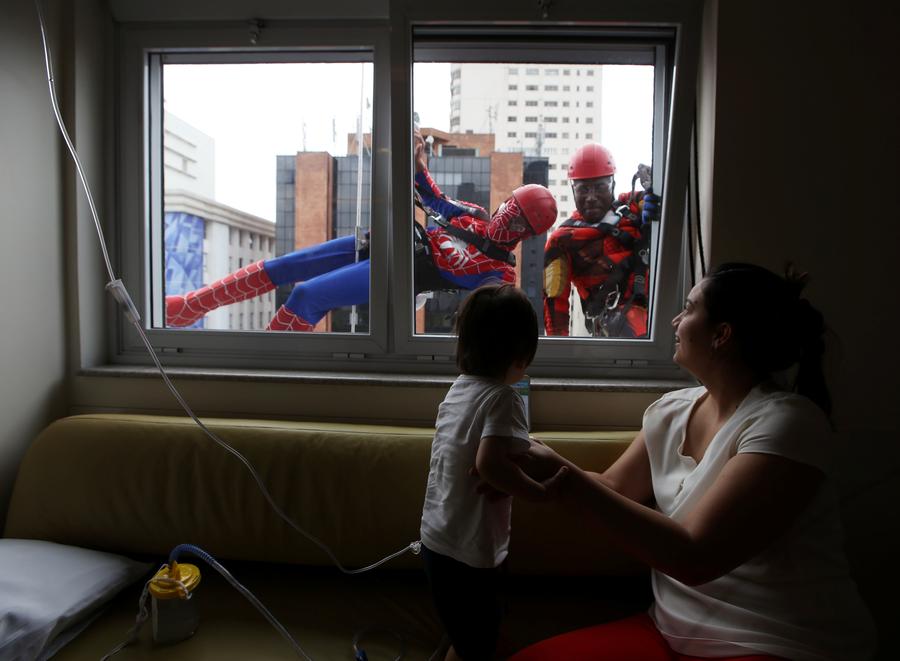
(155, 56, 374, 334)
(113, 16, 697, 378)
(413, 28, 668, 345)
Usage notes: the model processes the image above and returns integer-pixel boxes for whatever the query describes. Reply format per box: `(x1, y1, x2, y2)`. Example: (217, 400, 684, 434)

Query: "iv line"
(34, 0, 419, 581)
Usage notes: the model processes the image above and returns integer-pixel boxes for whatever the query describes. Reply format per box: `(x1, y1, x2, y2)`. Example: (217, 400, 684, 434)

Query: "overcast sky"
(163, 61, 650, 221)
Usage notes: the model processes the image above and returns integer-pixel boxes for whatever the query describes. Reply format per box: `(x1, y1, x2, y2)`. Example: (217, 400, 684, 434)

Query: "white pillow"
(0, 539, 151, 661)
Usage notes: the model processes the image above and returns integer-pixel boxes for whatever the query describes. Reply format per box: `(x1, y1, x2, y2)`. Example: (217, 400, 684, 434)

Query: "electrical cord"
(35, 1, 422, 658)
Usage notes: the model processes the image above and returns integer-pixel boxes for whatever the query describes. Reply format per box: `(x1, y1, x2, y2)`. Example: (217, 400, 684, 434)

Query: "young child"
(420, 284, 567, 661)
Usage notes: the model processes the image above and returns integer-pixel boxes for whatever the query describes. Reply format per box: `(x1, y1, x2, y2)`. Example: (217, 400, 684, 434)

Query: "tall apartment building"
(163, 111, 275, 330)
(449, 64, 652, 223)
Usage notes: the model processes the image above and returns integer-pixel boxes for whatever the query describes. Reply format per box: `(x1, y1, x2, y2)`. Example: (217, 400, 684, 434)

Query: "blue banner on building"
(165, 212, 205, 329)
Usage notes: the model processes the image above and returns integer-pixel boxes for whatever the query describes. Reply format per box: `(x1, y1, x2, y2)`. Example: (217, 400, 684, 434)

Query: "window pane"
(415, 60, 655, 339)
(160, 60, 373, 334)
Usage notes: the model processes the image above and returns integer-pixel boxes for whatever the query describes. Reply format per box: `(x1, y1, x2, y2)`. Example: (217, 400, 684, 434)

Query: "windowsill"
(80, 365, 693, 393)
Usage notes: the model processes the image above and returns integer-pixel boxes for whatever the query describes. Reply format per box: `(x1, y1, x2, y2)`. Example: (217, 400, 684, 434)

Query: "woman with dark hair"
(508, 263, 876, 661)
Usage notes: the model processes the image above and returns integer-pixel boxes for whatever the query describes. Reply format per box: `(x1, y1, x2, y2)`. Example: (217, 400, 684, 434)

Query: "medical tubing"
(34, 0, 115, 284)
(130, 313, 420, 575)
(99, 581, 152, 661)
(168, 544, 314, 661)
(34, 0, 420, 577)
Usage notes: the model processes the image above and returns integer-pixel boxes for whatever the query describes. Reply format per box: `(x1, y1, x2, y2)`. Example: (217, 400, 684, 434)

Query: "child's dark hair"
(455, 284, 539, 379)
(702, 262, 831, 415)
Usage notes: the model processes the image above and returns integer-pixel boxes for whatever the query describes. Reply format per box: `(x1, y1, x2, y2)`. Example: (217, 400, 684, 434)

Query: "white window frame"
(397, 15, 701, 379)
(116, 24, 393, 371)
(111, 1, 702, 380)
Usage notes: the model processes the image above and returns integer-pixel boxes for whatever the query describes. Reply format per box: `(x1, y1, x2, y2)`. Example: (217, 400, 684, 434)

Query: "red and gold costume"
(543, 191, 650, 337)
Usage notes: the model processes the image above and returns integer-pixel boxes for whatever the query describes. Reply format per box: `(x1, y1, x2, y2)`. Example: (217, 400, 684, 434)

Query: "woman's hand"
(515, 437, 571, 482)
(468, 438, 572, 502)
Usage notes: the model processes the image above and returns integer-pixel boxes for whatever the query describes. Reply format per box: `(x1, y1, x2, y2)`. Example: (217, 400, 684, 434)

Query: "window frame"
(398, 21, 699, 377)
(116, 23, 393, 369)
(111, 1, 703, 380)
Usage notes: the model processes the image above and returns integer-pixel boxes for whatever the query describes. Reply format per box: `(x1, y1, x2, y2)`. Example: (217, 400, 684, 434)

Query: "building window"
(586, 101, 594, 108)
(507, 116, 517, 122)
(544, 116, 558, 123)
(526, 68, 539, 75)
(544, 100, 558, 107)
(508, 100, 518, 106)
(587, 85, 595, 92)
(508, 84, 518, 90)
(525, 100, 538, 106)
(563, 85, 570, 92)
(117, 19, 695, 377)
(544, 85, 558, 91)
(586, 117, 594, 123)
(508, 67, 518, 74)
(545, 68, 559, 76)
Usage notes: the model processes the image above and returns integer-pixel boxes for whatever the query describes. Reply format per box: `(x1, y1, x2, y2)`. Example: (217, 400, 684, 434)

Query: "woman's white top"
(420, 374, 531, 569)
(646, 385, 876, 661)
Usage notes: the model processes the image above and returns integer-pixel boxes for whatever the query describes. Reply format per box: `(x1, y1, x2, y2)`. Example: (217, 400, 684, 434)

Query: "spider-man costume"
(543, 191, 651, 338)
(166, 166, 555, 331)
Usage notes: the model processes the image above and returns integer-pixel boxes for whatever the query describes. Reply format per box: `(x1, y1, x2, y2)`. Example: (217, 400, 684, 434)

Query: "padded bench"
(3, 414, 649, 660)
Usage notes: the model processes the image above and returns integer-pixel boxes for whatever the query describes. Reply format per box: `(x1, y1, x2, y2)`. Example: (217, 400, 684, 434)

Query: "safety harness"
(428, 214, 517, 266)
(578, 195, 652, 336)
(411, 211, 518, 294)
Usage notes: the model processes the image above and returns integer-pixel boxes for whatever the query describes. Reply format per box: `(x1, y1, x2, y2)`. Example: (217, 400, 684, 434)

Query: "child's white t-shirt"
(420, 374, 531, 569)
(645, 384, 876, 661)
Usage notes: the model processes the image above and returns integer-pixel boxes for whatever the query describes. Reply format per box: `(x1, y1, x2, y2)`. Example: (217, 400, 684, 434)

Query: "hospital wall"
(0, 0, 897, 627)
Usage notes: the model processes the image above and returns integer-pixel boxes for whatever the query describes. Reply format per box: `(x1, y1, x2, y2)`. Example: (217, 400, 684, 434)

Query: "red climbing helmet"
(567, 143, 616, 180)
(511, 184, 557, 235)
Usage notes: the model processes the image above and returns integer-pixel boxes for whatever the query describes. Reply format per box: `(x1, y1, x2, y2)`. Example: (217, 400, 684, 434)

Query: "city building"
(275, 129, 548, 334)
(449, 63, 651, 222)
(163, 111, 276, 330)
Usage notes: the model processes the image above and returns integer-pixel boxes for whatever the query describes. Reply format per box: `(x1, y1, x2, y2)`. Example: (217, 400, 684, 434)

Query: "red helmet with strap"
(568, 143, 616, 180)
(511, 184, 557, 235)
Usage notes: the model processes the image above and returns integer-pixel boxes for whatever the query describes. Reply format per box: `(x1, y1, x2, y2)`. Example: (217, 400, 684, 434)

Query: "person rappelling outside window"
(542, 143, 660, 338)
(165, 127, 557, 331)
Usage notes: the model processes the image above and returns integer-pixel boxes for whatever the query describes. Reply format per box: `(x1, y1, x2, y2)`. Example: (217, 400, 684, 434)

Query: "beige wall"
(706, 0, 899, 640)
(0, 0, 75, 528)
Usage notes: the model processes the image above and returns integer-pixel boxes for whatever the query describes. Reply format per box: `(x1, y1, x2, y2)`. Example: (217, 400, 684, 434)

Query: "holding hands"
(471, 437, 573, 503)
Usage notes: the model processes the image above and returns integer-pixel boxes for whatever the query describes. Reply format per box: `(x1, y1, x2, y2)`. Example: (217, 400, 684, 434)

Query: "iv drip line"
(33, 6, 425, 659)
(33, 0, 418, 579)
